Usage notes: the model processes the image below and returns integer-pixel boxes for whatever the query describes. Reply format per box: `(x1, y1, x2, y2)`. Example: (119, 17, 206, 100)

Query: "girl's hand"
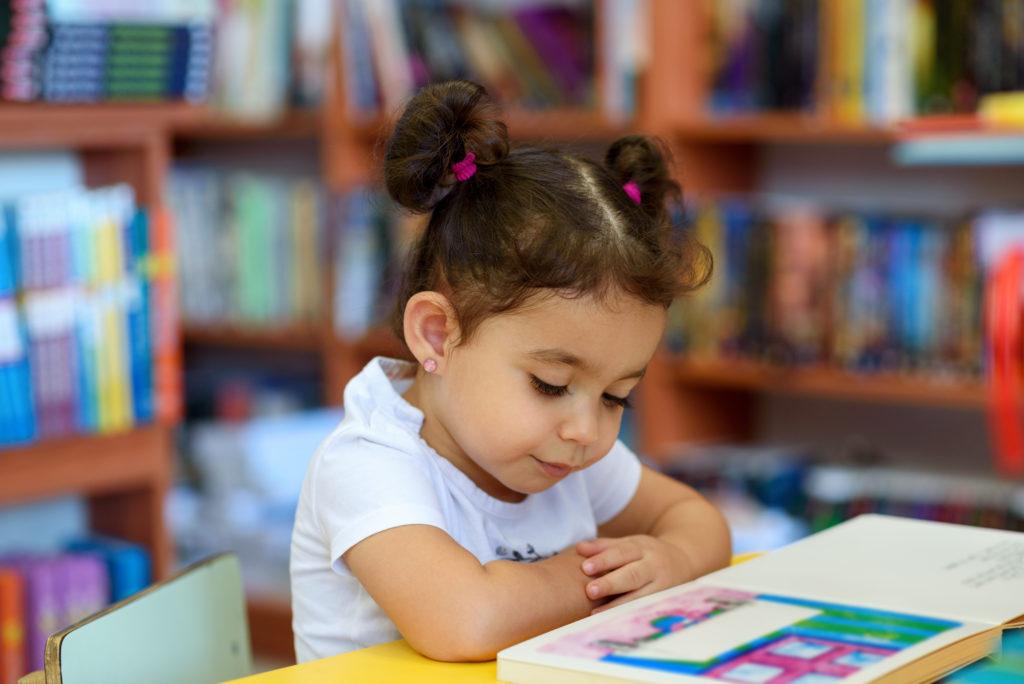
(576, 535, 695, 613)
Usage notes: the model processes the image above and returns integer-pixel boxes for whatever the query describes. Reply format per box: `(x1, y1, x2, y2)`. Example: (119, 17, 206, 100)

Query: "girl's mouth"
(532, 455, 571, 479)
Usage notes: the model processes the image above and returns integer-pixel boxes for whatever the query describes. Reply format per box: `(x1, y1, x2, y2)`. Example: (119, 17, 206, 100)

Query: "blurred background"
(1, 0, 1024, 679)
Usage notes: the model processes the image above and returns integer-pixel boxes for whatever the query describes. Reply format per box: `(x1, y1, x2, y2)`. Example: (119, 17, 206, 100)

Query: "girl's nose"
(558, 399, 600, 448)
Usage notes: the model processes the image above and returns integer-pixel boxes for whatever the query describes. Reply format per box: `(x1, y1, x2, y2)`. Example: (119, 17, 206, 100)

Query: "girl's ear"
(402, 292, 459, 372)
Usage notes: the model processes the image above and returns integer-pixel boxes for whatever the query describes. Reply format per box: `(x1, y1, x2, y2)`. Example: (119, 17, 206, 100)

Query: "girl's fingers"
(575, 537, 614, 557)
(591, 583, 657, 614)
(585, 560, 650, 600)
(581, 541, 642, 576)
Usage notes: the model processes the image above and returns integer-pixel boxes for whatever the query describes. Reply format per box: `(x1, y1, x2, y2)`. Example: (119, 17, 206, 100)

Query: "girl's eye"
(530, 375, 568, 397)
(531, 375, 632, 410)
(602, 393, 632, 410)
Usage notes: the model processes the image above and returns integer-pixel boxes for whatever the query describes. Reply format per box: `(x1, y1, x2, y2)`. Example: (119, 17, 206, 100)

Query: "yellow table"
(227, 555, 765, 683)
(226, 639, 496, 683)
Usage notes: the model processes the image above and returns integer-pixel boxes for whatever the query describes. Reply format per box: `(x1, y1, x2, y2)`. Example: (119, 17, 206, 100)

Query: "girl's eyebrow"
(526, 348, 646, 381)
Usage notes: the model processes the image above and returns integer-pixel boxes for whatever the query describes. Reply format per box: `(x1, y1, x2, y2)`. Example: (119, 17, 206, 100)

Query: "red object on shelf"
(896, 113, 985, 135)
(985, 248, 1024, 477)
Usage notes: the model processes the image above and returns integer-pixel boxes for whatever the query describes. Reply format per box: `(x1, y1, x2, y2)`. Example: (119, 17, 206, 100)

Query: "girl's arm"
(575, 466, 732, 610)
(344, 524, 599, 662)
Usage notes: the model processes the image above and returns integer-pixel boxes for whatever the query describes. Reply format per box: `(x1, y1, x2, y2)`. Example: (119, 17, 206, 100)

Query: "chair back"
(19, 553, 251, 684)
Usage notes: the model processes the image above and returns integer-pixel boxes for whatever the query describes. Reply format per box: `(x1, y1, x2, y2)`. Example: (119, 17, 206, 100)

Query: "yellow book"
(89, 295, 113, 433)
(499, 515, 1024, 684)
(290, 180, 321, 323)
(979, 91, 1024, 127)
(834, 0, 865, 123)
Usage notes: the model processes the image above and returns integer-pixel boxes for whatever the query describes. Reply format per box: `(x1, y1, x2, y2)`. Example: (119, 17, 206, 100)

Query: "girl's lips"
(533, 456, 571, 479)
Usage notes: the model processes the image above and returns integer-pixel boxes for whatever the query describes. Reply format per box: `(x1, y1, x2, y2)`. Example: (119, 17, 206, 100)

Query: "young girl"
(290, 80, 731, 663)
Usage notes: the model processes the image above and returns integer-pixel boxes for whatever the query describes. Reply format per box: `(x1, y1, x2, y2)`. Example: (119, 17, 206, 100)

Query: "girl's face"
(429, 291, 666, 502)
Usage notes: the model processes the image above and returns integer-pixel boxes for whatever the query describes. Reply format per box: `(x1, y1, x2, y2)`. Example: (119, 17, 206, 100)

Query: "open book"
(498, 515, 1024, 684)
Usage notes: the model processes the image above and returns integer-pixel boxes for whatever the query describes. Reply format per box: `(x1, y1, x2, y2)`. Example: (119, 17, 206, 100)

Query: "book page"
(703, 514, 1024, 625)
(498, 583, 991, 684)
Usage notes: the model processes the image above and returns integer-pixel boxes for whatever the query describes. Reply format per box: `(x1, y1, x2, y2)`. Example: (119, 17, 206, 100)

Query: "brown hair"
(384, 80, 711, 346)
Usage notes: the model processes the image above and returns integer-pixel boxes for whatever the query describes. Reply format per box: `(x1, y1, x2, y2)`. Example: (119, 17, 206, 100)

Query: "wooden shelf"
(347, 107, 631, 144)
(673, 357, 988, 409)
(182, 323, 324, 353)
(246, 594, 294, 662)
(170, 107, 322, 140)
(0, 102, 196, 148)
(0, 103, 323, 148)
(675, 113, 898, 145)
(0, 425, 175, 578)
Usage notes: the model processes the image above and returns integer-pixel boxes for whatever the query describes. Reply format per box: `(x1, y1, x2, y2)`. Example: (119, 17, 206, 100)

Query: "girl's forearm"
(650, 496, 732, 578)
(460, 549, 598, 659)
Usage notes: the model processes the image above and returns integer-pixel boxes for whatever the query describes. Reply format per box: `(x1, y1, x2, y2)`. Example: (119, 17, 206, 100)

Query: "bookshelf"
(246, 0, 1024, 656)
(66, 0, 1020, 663)
(635, 0, 1024, 459)
(0, 104, 177, 583)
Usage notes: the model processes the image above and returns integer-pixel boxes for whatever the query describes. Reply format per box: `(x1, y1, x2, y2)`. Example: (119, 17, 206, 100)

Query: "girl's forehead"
(481, 293, 666, 373)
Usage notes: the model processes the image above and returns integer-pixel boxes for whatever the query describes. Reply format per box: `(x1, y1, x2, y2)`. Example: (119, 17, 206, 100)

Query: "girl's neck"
(402, 373, 526, 503)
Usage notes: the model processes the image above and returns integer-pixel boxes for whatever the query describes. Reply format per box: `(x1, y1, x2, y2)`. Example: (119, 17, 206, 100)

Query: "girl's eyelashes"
(529, 375, 632, 410)
(603, 393, 632, 410)
(530, 375, 568, 397)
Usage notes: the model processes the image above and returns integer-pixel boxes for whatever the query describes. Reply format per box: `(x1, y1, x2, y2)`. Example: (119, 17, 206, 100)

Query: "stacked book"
(709, 0, 1024, 123)
(0, 536, 150, 683)
(665, 200, 1024, 379)
(0, 183, 175, 447)
(340, 0, 610, 116)
(0, 0, 213, 103)
(169, 168, 325, 329)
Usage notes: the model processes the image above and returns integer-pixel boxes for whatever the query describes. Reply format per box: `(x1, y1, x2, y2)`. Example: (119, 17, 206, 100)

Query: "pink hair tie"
(452, 152, 477, 182)
(622, 181, 641, 205)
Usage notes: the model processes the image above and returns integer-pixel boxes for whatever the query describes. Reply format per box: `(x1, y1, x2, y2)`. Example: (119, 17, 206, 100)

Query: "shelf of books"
(635, 0, 1024, 463)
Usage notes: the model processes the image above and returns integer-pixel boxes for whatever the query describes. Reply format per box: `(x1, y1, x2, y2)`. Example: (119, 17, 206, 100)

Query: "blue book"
(0, 300, 36, 447)
(0, 210, 15, 297)
(65, 536, 151, 603)
(893, 135, 1024, 166)
(74, 298, 99, 433)
(126, 210, 153, 423)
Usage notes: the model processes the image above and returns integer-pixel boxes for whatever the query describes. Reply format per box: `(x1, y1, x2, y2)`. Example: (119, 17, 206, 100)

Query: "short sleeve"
(310, 434, 447, 572)
(580, 440, 642, 525)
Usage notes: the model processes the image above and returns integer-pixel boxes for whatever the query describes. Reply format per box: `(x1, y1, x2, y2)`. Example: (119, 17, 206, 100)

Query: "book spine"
(0, 567, 26, 684)
(147, 206, 181, 424)
(126, 211, 153, 423)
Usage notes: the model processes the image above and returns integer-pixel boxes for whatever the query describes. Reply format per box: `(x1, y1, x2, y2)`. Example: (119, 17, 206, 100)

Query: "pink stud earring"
(422, 358, 438, 373)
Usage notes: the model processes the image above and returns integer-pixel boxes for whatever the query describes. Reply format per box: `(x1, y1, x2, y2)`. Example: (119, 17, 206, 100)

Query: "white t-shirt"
(289, 357, 642, 662)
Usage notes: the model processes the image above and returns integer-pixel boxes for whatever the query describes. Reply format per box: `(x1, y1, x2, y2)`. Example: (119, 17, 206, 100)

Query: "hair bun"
(604, 135, 679, 218)
(384, 80, 510, 212)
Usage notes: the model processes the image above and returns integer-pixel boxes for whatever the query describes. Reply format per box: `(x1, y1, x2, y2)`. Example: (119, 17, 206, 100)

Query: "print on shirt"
(495, 543, 556, 563)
